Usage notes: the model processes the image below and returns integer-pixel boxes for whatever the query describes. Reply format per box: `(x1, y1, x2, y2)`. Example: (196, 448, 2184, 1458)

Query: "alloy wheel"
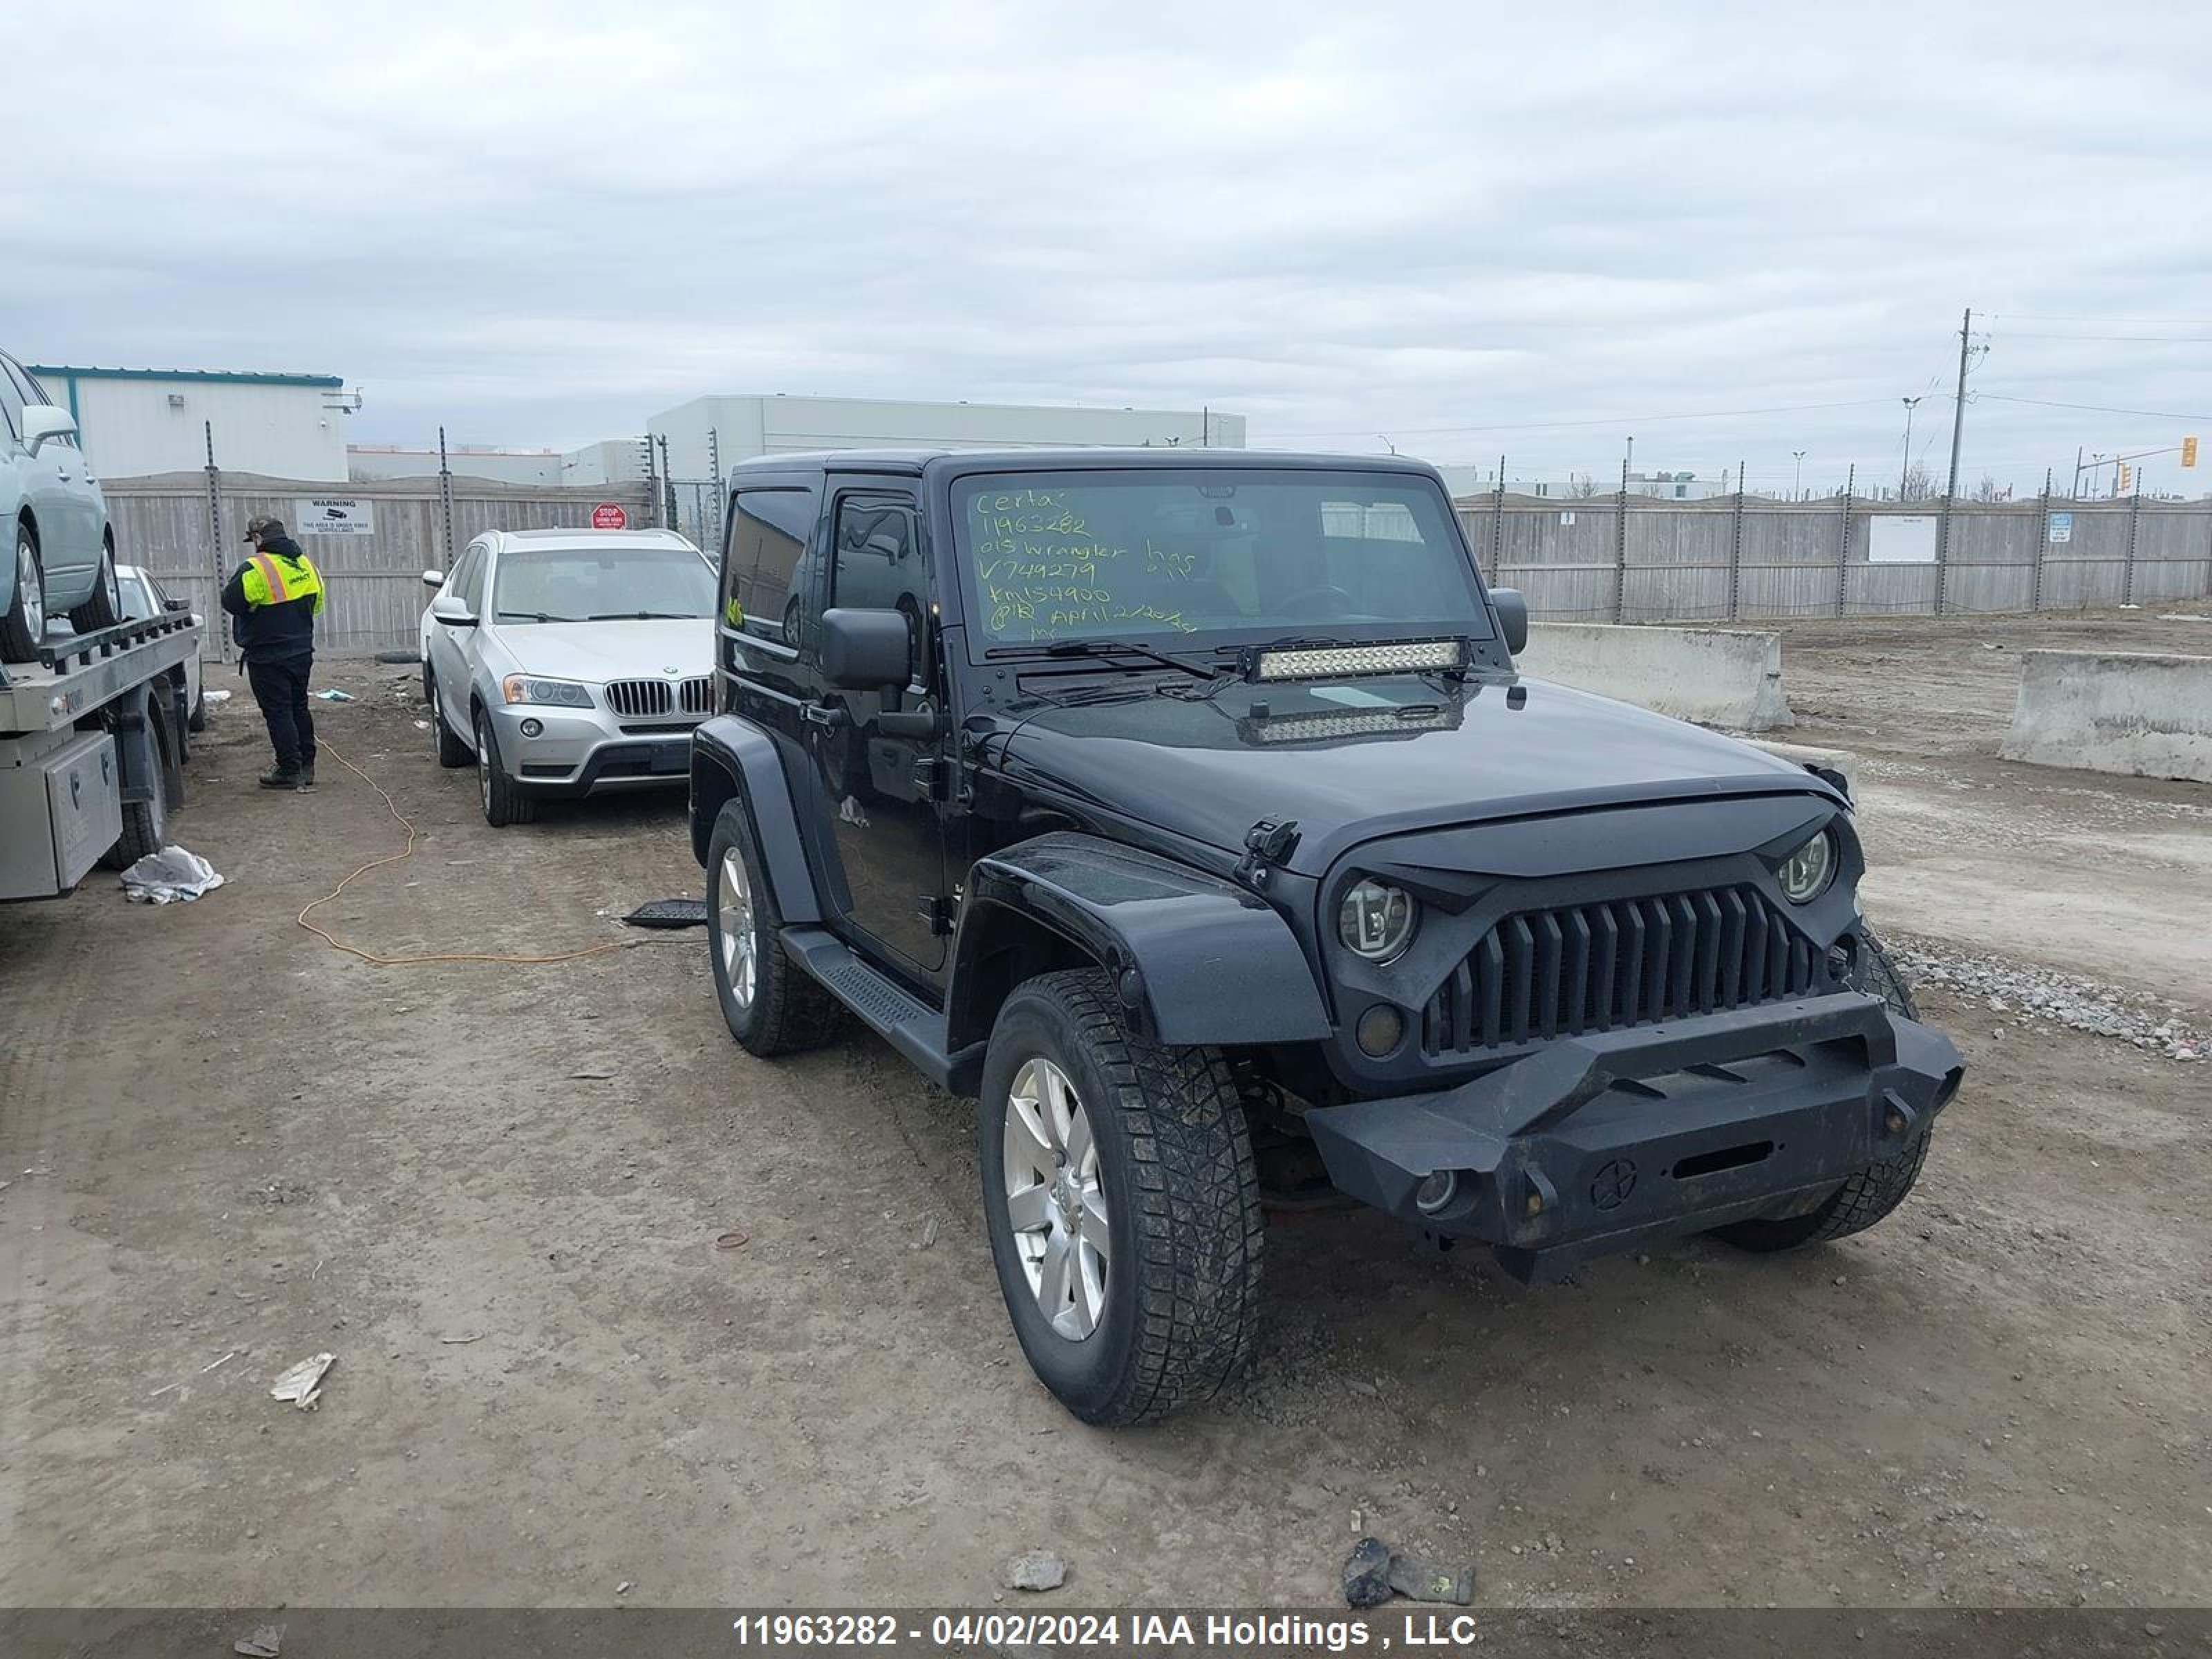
(18, 537, 42, 639)
(717, 848, 757, 1009)
(476, 718, 492, 814)
(1002, 1057, 1109, 1340)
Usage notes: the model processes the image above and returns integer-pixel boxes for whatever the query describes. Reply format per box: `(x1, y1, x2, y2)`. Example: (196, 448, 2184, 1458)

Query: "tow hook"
(1234, 818, 1301, 890)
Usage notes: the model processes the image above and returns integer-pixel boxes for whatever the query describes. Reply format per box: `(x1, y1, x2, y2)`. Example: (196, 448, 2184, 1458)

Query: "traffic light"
(2184, 435, 2199, 469)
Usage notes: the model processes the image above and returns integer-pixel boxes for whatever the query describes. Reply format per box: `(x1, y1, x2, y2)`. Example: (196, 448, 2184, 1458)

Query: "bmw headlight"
(502, 675, 594, 708)
(1338, 878, 1417, 962)
(1778, 828, 1837, 904)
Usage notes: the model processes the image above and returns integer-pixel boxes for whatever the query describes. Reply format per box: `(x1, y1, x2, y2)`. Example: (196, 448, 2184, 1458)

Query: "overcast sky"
(12, 0, 2208, 493)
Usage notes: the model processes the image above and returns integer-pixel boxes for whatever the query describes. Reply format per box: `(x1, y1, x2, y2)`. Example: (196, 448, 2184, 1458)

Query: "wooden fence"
(106, 471, 661, 657)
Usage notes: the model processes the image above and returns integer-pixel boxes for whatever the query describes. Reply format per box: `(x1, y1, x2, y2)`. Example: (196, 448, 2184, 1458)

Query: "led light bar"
(1242, 706, 1453, 742)
(1253, 639, 1463, 682)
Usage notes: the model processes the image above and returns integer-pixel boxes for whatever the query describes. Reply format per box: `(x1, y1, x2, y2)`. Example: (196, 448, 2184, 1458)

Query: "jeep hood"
(995, 671, 1831, 877)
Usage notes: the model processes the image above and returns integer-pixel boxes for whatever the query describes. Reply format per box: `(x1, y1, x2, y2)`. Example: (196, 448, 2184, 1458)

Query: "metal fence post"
(707, 427, 724, 554)
(1727, 462, 1745, 621)
(2123, 478, 2142, 606)
(1935, 482, 1951, 615)
(203, 420, 232, 664)
(437, 426, 456, 565)
(2032, 469, 2051, 612)
(658, 435, 676, 529)
(1835, 464, 1854, 616)
(1489, 452, 1506, 584)
(1613, 458, 1629, 622)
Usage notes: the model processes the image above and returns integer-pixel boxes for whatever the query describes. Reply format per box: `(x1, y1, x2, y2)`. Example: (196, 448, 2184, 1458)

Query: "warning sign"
(295, 497, 375, 537)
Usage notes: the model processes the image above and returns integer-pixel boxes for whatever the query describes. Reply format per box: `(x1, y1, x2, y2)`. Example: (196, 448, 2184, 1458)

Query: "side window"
(456, 546, 489, 612)
(727, 487, 820, 646)
(0, 358, 24, 441)
(830, 496, 926, 682)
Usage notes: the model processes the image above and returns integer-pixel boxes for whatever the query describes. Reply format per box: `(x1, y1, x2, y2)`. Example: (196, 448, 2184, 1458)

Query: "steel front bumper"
(1304, 993, 1964, 1282)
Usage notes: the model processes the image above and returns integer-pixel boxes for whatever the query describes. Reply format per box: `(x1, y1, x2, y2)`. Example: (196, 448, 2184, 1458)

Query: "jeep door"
(807, 482, 950, 977)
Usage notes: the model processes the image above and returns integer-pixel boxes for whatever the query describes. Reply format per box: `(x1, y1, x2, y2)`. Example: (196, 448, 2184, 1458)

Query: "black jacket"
(221, 536, 320, 659)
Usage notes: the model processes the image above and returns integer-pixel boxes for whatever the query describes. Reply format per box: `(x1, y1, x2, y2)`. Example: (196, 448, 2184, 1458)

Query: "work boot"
(259, 767, 303, 790)
(297, 760, 317, 788)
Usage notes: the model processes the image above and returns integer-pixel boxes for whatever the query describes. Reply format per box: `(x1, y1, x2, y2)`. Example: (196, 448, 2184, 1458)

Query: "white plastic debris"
(313, 688, 357, 702)
(268, 1352, 335, 1409)
(204, 688, 232, 705)
(235, 1624, 285, 1658)
(120, 845, 226, 904)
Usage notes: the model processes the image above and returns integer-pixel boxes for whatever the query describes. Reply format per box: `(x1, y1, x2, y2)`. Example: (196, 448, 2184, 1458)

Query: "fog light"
(1356, 1004, 1405, 1056)
(1414, 1170, 1458, 1215)
(519, 718, 544, 738)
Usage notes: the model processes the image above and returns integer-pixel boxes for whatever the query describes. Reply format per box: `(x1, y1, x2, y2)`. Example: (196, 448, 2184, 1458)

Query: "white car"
(3, 348, 122, 659)
(419, 527, 715, 825)
(115, 563, 206, 731)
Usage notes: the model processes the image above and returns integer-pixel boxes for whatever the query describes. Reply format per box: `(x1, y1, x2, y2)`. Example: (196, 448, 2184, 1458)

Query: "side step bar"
(779, 926, 986, 1095)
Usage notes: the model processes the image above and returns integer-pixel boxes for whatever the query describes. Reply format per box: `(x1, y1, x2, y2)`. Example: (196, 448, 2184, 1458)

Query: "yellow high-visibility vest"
(243, 551, 326, 613)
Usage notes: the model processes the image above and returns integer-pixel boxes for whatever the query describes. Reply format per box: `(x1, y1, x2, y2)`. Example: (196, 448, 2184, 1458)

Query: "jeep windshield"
(951, 468, 1492, 655)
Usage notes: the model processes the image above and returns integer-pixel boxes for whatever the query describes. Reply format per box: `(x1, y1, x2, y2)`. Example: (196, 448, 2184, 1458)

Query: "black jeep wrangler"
(688, 449, 1964, 1425)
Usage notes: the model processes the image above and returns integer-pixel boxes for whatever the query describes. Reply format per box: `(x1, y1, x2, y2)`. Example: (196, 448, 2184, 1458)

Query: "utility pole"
(1935, 306, 1972, 615)
(1899, 397, 1924, 499)
(1792, 449, 1806, 500)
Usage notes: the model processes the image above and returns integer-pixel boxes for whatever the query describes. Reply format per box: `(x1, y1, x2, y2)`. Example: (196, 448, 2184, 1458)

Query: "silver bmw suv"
(419, 527, 714, 825)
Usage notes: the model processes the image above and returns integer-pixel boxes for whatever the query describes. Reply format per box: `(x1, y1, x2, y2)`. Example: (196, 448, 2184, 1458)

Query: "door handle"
(802, 702, 847, 729)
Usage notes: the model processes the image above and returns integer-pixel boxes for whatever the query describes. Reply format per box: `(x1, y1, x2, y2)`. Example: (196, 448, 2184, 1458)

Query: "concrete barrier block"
(2000, 649, 2212, 783)
(1514, 622, 1794, 732)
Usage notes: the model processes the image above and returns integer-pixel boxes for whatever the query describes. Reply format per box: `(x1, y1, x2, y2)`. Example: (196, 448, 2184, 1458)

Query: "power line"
(1974, 392, 2212, 422)
(1991, 331, 2212, 344)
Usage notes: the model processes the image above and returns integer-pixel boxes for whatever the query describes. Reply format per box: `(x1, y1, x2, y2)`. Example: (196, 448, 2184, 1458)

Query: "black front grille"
(1420, 884, 1819, 1056)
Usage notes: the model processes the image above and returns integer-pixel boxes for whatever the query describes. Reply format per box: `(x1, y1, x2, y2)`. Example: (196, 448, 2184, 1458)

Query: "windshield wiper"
(988, 639, 1219, 680)
(585, 610, 700, 621)
(496, 610, 583, 623)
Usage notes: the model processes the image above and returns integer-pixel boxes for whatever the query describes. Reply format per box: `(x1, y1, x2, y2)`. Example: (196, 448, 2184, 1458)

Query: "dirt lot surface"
(3, 612, 2207, 1611)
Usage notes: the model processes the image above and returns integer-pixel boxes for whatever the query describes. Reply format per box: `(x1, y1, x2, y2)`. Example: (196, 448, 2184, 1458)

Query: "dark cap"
(242, 514, 286, 543)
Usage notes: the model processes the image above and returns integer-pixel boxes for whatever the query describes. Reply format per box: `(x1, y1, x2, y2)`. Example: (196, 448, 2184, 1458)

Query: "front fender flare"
(690, 715, 821, 923)
(953, 832, 1332, 1050)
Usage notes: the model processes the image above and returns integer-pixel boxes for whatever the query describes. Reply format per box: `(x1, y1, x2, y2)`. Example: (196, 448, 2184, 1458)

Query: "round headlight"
(1779, 829, 1837, 904)
(1338, 879, 1417, 962)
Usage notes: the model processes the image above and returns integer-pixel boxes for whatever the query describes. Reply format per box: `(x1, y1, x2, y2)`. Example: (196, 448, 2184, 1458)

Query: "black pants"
(247, 653, 316, 772)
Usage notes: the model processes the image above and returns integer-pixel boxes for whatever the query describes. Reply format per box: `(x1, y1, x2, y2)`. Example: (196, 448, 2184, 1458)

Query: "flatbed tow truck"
(1, 610, 202, 901)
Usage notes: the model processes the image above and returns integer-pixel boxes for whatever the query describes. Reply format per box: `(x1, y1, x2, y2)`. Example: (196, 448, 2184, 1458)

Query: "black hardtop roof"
(726, 447, 1447, 482)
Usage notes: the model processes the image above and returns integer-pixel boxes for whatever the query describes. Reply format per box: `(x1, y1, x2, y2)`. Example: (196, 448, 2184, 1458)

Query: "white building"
(27, 365, 354, 481)
(645, 393, 1246, 481)
(559, 438, 653, 487)
(350, 443, 565, 485)
(1437, 464, 1733, 502)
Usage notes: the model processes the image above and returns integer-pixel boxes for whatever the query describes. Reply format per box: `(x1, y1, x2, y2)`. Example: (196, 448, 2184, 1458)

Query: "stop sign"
(590, 502, 628, 531)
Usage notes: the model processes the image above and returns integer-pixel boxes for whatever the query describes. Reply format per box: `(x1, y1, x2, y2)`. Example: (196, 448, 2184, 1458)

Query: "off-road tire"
(706, 799, 841, 1055)
(427, 671, 468, 767)
(1711, 928, 1929, 1252)
(1848, 925, 1918, 1019)
(980, 970, 1263, 1426)
(3, 525, 43, 662)
(474, 707, 537, 826)
(68, 537, 123, 633)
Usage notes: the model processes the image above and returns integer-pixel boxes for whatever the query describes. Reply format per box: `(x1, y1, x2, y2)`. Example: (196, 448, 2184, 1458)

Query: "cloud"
(10, 0, 2207, 492)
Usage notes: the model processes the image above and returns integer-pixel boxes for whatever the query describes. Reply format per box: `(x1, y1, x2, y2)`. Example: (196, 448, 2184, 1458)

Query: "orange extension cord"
(294, 742, 634, 968)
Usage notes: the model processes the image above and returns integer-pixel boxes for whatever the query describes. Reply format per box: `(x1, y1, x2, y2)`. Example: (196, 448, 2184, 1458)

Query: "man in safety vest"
(221, 515, 327, 789)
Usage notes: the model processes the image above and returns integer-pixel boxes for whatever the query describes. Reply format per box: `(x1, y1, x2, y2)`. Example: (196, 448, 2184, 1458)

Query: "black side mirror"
(821, 607, 911, 688)
(1490, 587, 1529, 655)
(162, 596, 191, 614)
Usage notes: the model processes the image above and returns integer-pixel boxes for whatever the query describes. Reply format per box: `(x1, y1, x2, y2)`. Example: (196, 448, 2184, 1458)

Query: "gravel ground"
(1, 626, 2207, 1613)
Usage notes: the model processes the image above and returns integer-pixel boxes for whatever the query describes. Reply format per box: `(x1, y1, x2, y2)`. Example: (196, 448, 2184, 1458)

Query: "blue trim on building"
(60, 372, 80, 425)
(26, 364, 344, 389)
